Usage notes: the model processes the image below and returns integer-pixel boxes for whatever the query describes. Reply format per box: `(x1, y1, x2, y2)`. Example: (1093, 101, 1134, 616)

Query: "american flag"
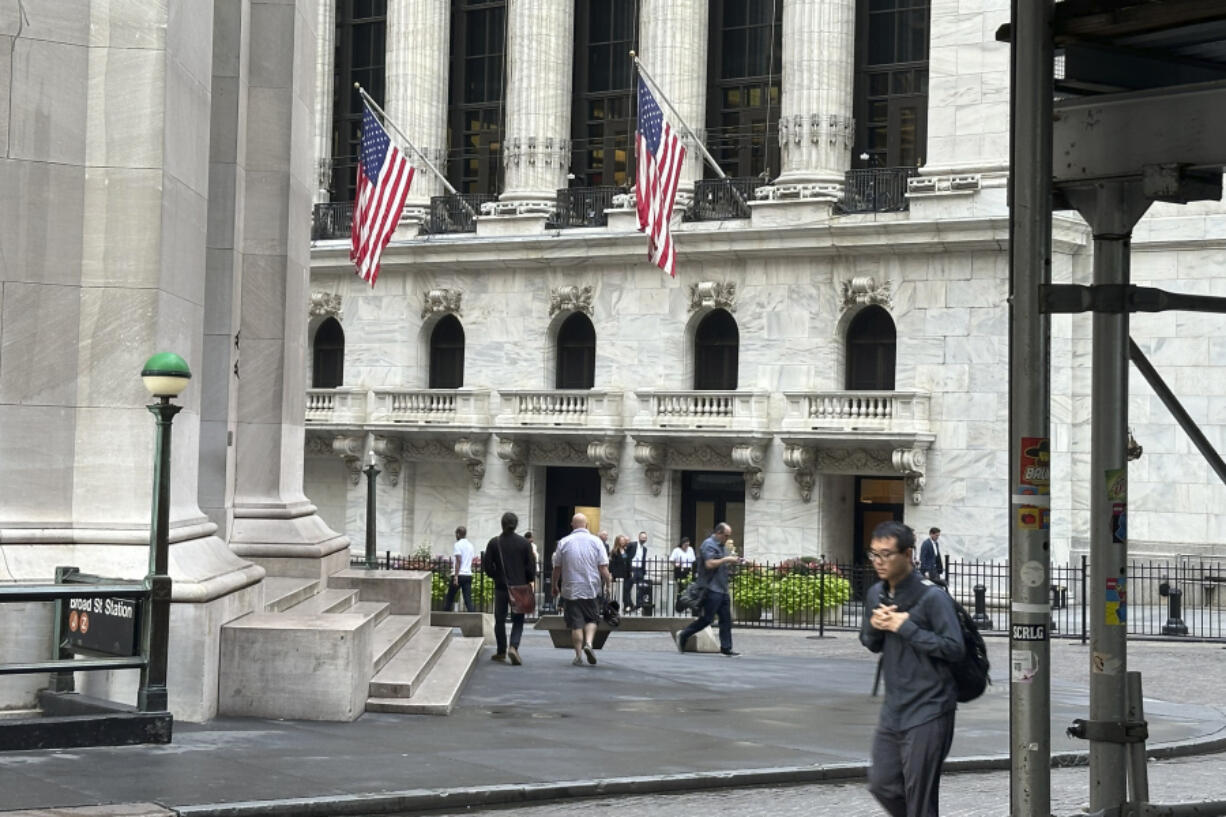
(351, 105, 414, 286)
(635, 77, 686, 277)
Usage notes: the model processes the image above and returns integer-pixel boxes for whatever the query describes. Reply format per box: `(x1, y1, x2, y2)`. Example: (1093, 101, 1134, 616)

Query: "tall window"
(448, 0, 506, 194)
(845, 306, 896, 390)
(570, 0, 637, 188)
(854, 0, 930, 168)
(429, 315, 465, 388)
(556, 313, 596, 389)
(694, 310, 739, 390)
(706, 0, 782, 180)
(313, 318, 346, 388)
(331, 0, 387, 203)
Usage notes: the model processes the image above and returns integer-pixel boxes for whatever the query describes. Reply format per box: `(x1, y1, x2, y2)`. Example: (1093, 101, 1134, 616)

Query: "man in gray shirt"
(860, 520, 964, 817)
(676, 522, 741, 657)
(552, 513, 612, 667)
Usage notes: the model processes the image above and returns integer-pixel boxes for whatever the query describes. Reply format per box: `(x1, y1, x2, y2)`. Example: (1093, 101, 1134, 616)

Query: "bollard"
(1162, 586, 1189, 635)
(972, 583, 993, 630)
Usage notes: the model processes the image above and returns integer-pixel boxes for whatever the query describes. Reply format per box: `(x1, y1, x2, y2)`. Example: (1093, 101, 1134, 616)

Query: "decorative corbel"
(309, 291, 343, 319)
(633, 442, 668, 497)
(840, 275, 893, 311)
(783, 444, 817, 503)
(549, 284, 594, 317)
(497, 438, 528, 491)
(731, 443, 767, 501)
(372, 437, 402, 487)
(455, 437, 487, 490)
(892, 448, 927, 504)
(587, 439, 622, 495)
(421, 288, 463, 318)
(332, 435, 364, 486)
(688, 281, 737, 313)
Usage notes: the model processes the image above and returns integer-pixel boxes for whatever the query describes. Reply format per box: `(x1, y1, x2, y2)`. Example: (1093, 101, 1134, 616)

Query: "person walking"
(860, 520, 964, 817)
(551, 513, 611, 666)
(442, 526, 476, 612)
(483, 512, 536, 666)
(677, 523, 741, 657)
(919, 527, 944, 583)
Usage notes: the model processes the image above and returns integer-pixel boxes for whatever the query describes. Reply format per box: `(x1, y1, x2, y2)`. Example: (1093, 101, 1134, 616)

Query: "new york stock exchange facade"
(305, 0, 1226, 570)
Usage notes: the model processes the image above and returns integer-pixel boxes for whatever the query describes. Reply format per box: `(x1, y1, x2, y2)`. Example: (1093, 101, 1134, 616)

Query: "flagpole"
(354, 83, 477, 221)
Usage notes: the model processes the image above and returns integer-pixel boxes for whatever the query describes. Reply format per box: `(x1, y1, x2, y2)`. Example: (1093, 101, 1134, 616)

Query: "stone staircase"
(217, 569, 483, 721)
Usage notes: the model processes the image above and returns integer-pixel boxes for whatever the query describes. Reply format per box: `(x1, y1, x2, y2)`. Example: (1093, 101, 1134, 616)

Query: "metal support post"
(363, 453, 380, 569)
(1008, 1, 1054, 814)
(1126, 671, 1149, 809)
(138, 397, 180, 713)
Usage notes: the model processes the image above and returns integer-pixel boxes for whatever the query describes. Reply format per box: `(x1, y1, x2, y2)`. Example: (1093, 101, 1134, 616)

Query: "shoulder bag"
(497, 537, 536, 615)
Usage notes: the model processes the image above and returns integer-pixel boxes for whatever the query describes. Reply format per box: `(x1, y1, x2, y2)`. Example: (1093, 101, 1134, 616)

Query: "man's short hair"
(638, 530, 647, 537)
(524, 530, 534, 539)
(455, 526, 466, 537)
(929, 526, 941, 535)
(714, 522, 732, 535)
(501, 511, 518, 532)
(872, 520, 915, 552)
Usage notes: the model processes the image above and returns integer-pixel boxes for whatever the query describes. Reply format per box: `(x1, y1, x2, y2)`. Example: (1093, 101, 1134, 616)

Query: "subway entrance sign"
(60, 591, 142, 658)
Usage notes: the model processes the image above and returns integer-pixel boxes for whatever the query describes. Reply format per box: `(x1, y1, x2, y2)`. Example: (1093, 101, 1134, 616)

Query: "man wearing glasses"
(860, 521, 964, 817)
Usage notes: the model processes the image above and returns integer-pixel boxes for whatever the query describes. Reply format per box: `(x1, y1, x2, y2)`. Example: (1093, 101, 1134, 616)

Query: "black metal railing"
(426, 193, 496, 234)
(361, 552, 1226, 641)
(311, 202, 354, 241)
(685, 177, 765, 222)
(553, 186, 623, 228)
(837, 167, 915, 214)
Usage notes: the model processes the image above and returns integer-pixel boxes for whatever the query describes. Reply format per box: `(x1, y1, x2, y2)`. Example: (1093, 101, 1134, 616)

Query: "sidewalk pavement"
(2, 629, 1224, 817)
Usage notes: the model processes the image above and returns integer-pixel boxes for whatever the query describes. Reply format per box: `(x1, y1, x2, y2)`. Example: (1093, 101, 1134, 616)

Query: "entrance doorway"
(680, 471, 746, 553)
(852, 476, 905, 598)
(543, 467, 601, 599)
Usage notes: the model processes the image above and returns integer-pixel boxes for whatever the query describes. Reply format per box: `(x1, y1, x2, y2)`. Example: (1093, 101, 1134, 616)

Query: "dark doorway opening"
(680, 471, 746, 553)
(312, 317, 345, 388)
(852, 475, 905, 599)
(543, 466, 602, 601)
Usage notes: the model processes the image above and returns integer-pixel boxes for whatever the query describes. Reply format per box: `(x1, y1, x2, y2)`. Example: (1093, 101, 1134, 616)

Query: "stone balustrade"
(781, 391, 931, 433)
(368, 388, 491, 425)
(305, 388, 367, 424)
(632, 390, 770, 431)
(494, 389, 623, 427)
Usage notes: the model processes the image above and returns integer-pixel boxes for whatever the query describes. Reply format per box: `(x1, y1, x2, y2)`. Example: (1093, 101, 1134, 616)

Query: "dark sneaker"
(721, 649, 741, 657)
(676, 634, 688, 653)
(491, 652, 507, 663)
(508, 646, 522, 666)
(583, 643, 597, 665)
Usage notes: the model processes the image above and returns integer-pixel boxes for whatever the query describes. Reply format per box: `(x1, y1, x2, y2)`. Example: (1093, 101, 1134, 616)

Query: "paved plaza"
(1, 630, 1224, 816)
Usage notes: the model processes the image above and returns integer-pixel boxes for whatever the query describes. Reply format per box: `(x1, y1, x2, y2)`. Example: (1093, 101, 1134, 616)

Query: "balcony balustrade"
(369, 388, 491, 425)
(552, 186, 622, 228)
(836, 168, 915, 214)
(305, 387, 368, 424)
(781, 391, 931, 434)
(311, 202, 354, 241)
(633, 390, 770, 431)
(495, 390, 623, 428)
(684, 178, 764, 222)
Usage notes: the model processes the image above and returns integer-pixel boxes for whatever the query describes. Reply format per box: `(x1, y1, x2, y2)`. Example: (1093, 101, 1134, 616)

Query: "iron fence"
(836, 167, 915, 214)
(357, 553, 1226, 641)
(685, 177, 764, 221)
(311, 202, 354, 240)
(552, 186, 622, 228)
(426, 193, 496, 234)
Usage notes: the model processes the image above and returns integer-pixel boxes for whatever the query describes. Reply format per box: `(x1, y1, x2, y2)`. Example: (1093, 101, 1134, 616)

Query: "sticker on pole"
(1106, 576, 1127, 625)
(1019, 437, 1050, 495)
(1011, 649, 1039, 683)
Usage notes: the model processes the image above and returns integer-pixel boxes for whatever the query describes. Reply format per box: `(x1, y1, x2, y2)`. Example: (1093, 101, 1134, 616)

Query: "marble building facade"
(305, 0, 1226, 567)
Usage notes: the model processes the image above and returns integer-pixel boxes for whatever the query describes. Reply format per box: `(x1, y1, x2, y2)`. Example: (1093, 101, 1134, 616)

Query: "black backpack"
(943, 589, 991, 703)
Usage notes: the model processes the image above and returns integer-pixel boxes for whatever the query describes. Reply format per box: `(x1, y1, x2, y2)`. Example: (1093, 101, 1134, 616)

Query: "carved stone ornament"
(309, 291, 343, 319)
(782, 444, 817, 503)
(530, 440, 588, 465)
(815, 447, 893, 475)
(634, 442, 668, 497)
(455, 437, 487, 490)
(373, 437, 402, 487)
(304, 434, 333, 457)
(731, 443, 768, 501)
(421, 288, 463, 319)
(549, 285, 594, 318)
(840, 276, 892, 311)
(689, 281, 737, 314)
(892, 448, 927, 504)
(587, 439, 622, 495)
(332, 434, 365, 485)
(497, 438, 529, 491)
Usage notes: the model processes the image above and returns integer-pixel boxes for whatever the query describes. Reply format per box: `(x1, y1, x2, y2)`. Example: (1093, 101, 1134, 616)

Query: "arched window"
(694, 309, 739, 390)
(555, 313, 596, 389)
(312, 318, 345, 388)
(845, 306, 896, 390)
(429, 314, 465, 388)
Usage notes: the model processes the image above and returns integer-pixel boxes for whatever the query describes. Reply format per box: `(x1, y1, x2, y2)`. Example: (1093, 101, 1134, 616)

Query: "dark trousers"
(868, 710, 956, 817)
(442, 575, 474, 612)
(619, 575, 633, 611)
(678, 590, 732, 651)
(493, 587, 524, 654)
(632, 567, 647, 608)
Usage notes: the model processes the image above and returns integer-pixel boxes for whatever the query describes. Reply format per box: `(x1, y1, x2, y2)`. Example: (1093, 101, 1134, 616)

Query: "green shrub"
(731, 566, 776, 612)
(775, 572, 852, 615)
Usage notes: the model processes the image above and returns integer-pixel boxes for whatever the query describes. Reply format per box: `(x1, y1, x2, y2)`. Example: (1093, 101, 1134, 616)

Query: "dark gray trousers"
(867, 710, 956, 817)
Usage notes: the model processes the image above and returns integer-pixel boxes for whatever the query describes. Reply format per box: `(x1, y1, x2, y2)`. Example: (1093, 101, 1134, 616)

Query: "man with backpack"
(860, 521, 964, 817)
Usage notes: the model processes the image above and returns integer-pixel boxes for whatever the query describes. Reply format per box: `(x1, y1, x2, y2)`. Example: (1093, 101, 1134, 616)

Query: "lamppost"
(138, 352, 191, 713)
(363, 450, 380, 568)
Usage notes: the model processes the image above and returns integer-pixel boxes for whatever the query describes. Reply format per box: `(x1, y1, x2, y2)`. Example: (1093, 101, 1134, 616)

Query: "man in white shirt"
(552, 513, 612, 666)
(443, 525, 476, 612)
(628, 530, 650, 611)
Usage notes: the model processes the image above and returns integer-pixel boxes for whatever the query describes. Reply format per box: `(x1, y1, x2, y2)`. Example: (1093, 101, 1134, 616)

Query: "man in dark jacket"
(860, 521, 964, 817)
(483, 511, 536, 666)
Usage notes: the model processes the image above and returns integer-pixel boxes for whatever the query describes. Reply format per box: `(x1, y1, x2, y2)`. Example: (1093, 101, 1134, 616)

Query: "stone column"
(386, 0, 450, 223)
(497, 0, 574, 214)
(638, 0, 708, 201)
(769, 0, 856, 199)
(313, 0, 335, 204)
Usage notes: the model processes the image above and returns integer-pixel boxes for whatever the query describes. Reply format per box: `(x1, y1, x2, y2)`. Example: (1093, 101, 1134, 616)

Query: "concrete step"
(370, 614, 422, 674)
(328, 568, 431, 616)
(367, 637, 484, 716)
(349, 600, 392, 629)
(367, 626, 452, 699)
(283, 587, 359, 616)
(262, 577, 321, 613)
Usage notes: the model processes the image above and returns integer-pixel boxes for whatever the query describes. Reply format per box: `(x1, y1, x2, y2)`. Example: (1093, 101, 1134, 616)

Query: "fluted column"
(498, 0, 574, 213)
(313, 0, 335, 203)
(638, 0, 708, 201)
(386, 0, 450, 218)
(770, 0, 855, 199)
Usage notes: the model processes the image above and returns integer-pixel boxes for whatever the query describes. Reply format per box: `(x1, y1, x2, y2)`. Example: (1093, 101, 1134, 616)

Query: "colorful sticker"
(1019, 437, 1051, 495)
(1106, 576, 1127, 625)
(1105, 468, 1126, 502)
(1012, 649, 1039, 683)
(1017, 506, 1042, 530)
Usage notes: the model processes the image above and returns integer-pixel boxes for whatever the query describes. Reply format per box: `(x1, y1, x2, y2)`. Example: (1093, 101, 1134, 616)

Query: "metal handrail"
(837, 167, 915, 214)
